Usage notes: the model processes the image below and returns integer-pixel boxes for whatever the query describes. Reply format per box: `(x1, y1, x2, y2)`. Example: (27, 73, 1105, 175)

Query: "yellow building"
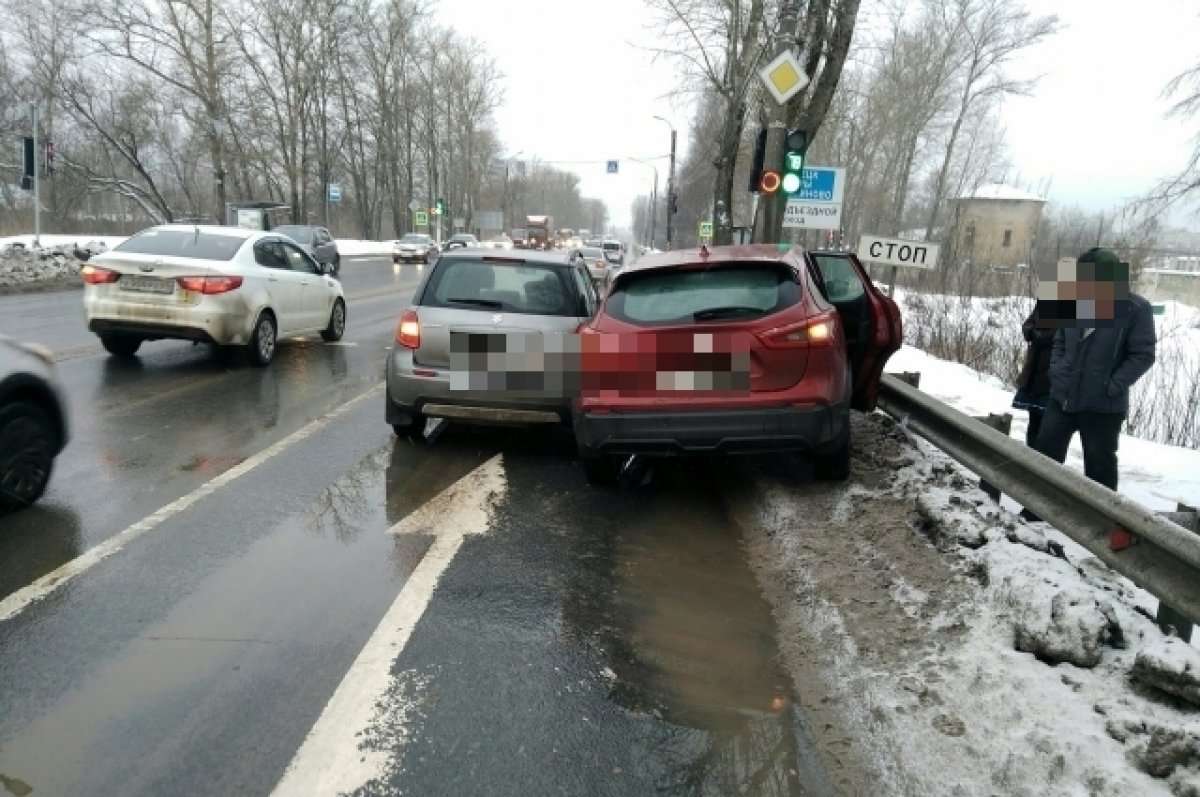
(950, 184, 1047, 269)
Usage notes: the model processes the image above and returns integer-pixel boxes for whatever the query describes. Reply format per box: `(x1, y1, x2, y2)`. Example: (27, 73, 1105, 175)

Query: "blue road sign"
(328, 183, 342, 203)
(606, 160, 619, 174)
(790, 168, 836, 201)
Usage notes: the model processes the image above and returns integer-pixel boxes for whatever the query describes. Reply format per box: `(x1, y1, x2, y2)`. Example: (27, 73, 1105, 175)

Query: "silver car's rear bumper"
(385, 347, 571, 426)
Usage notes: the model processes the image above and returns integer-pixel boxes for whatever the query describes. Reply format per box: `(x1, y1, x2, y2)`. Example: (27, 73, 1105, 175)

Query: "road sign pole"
(29, 102, 41, 247)
(757, 2, 802, 245)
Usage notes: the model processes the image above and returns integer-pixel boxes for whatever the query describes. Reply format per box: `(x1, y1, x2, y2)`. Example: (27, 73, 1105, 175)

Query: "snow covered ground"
(726, 339, 1200, 795)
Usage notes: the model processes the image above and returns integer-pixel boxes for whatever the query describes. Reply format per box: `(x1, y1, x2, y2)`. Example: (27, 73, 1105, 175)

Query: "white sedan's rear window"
(115, 230, 245, 261)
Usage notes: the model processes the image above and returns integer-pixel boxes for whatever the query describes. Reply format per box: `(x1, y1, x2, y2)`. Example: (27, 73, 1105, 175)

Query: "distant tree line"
(0, 0, 608, 239)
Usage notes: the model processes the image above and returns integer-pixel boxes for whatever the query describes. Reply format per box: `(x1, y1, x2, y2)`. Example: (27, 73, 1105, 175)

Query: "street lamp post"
(629, 157, 659, 249)
(653, 115, 677, 250)
(501, 150, 523, 233)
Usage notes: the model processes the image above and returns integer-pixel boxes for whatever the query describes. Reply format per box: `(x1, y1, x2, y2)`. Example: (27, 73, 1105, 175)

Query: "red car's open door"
(805, 251, 902, 411)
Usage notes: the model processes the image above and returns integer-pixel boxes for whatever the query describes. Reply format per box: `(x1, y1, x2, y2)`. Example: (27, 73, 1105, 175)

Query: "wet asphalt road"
(0, 257, 824, 796)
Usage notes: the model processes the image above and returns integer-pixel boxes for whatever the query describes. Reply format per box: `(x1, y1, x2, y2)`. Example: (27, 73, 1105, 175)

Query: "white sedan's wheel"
(321, 299, 346, 342)
(248, 312, 276, 366)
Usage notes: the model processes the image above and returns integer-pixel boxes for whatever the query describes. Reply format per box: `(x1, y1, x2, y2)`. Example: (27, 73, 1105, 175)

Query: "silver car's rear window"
(114, 230, 245, 261)
(606, 264, 800, 325)
(424, 259, 577, 316)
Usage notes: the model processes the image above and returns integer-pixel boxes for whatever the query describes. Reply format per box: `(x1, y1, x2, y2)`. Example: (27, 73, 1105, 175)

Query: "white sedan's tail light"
(81, 265, 120, 284)
(176, 275, 244, 294)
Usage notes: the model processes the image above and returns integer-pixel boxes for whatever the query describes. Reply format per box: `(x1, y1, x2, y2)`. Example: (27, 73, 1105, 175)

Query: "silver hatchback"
(385, 251, 599, 438)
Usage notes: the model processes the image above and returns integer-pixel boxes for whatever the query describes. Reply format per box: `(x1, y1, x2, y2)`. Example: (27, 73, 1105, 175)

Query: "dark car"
(572, 245, 902, 484)
(385, 250, 600, 438)
(273, 225, 340, 277)
(0, 335, 69, 511)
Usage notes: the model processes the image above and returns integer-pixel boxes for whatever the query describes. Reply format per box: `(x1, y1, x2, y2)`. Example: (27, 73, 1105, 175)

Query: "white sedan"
(82, 224, 346, 366)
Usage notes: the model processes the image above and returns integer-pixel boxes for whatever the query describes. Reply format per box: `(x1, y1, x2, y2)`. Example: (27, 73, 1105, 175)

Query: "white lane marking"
(0, 383, 385, 624)
(271, 454, 507, 797)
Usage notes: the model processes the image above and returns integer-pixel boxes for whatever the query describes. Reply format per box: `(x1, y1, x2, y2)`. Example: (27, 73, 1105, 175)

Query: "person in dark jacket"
(1011, 306, 1054, 447)
(1033, 247, 1156, 491)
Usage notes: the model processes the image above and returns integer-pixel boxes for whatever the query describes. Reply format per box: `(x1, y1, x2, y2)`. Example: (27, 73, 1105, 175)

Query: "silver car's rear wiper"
(447, 297, 503, 309)
(693, 306, 765, 321)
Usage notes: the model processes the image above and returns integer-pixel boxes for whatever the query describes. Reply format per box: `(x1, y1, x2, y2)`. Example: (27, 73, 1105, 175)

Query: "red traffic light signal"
(759, 170, 781, 194)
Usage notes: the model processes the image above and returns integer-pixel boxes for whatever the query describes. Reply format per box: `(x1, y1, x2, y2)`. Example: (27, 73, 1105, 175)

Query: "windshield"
(400, 234, 430, 244)
(113, 229, 246, 260)
(273, 225, 313, 244)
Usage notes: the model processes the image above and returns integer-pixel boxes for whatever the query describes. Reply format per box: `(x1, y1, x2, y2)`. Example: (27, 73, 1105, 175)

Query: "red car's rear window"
(605, 264, 801, 326)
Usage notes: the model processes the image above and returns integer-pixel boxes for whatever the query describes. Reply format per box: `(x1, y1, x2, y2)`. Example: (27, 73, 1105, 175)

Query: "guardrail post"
(895, 372, 921, 389)
(974, 413, 1013, 503)
(1157, 504, 1200, 642)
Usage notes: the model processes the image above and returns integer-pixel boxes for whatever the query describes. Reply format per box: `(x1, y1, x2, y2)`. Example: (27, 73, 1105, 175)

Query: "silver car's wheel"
(248, 312, 276, 366)
(321, 299, 346, 342)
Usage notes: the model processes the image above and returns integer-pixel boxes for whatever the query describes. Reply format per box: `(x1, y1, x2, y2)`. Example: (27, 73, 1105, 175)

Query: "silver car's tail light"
(397, 309, 420, 348)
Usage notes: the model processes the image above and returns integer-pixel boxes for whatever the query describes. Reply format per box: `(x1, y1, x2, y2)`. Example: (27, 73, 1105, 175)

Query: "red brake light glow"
(176, 275, 244, 294)
(81, 265, 120, 284)
(397, 309, 420, 348)
(758, 313, 837, 349)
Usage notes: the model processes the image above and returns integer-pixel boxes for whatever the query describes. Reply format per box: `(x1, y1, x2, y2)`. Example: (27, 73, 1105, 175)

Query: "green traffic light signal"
(782, 129, 809, 196)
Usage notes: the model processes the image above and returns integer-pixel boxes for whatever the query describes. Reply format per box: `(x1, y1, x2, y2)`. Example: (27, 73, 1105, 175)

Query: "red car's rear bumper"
(573, 401, 847, 456)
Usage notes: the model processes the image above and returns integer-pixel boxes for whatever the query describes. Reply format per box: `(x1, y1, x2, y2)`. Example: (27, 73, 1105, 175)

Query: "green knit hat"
(1076, 247, 1128, 281)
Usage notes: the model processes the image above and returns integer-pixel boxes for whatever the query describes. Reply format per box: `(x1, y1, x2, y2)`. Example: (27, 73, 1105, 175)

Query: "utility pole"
(654, 116, 677, 250)
(759, 1, 800, 244)
(29, 102, 41, 247)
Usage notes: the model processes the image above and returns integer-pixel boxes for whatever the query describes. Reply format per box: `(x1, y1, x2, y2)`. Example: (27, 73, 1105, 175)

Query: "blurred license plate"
(120, 276, 174, 294)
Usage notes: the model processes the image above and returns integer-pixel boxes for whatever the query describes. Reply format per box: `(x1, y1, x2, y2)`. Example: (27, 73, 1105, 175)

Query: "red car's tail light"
(758, 312, 837, 349)
(176, 275, 244, 294)
(81, 265, 120, 284)
(397, 309, 420, 348)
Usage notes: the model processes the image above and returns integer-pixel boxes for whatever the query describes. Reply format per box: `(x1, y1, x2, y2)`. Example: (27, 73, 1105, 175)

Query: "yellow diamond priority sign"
(759, 50, 810, 105)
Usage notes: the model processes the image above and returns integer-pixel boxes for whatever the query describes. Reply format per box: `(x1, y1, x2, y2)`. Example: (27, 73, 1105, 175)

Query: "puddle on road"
(565, 462, 808, 796)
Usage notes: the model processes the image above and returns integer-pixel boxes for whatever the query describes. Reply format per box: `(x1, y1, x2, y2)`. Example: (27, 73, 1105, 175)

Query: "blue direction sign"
(328, 183, 342, 203)
(789, 168, 836, 201)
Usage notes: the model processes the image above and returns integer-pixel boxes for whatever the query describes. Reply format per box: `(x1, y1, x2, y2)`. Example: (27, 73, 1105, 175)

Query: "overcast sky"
(433, 0, 1199, 232)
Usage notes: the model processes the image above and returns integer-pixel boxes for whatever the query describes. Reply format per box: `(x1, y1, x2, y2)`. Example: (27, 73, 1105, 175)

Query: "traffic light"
(44, 140, 54, 176)
(669, 193, 678, 214)
(759, 170, 781, 194)
(747, 129, 767, 192)
(781, 129, 809, 195)
(436, 198, 447, 216)
(20, 137, 34, 191)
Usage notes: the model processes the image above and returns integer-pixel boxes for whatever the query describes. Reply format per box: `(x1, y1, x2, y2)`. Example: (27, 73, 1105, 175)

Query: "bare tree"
(1141, 52, 1200, 218)
(921, 0, 1058, 241)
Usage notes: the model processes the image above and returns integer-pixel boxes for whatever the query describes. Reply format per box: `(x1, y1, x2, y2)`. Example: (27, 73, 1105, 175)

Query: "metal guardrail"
(876, 373, 1200, 629)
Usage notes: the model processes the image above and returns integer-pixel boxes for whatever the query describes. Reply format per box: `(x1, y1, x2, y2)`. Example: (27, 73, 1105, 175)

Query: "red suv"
(572, 244, 901, 484)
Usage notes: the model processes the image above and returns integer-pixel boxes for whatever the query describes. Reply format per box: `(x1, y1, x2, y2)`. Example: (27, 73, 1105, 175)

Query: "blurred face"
(1035, 256, 1131, 327)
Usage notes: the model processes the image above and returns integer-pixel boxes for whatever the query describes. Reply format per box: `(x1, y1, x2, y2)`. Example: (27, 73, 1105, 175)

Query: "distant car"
(443, 233, 480, 251)
(573, 245, 903, 484)
(601, 240, 625, 266)
(0, 334, 69, 511)
(82, 225, 346, 366)
(483, 235, 514, 250)
(385, 250, 600, 438)
(273, 225, 340, 277)
(393, 233, 439, 263)
(569, 246, 611, 285)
